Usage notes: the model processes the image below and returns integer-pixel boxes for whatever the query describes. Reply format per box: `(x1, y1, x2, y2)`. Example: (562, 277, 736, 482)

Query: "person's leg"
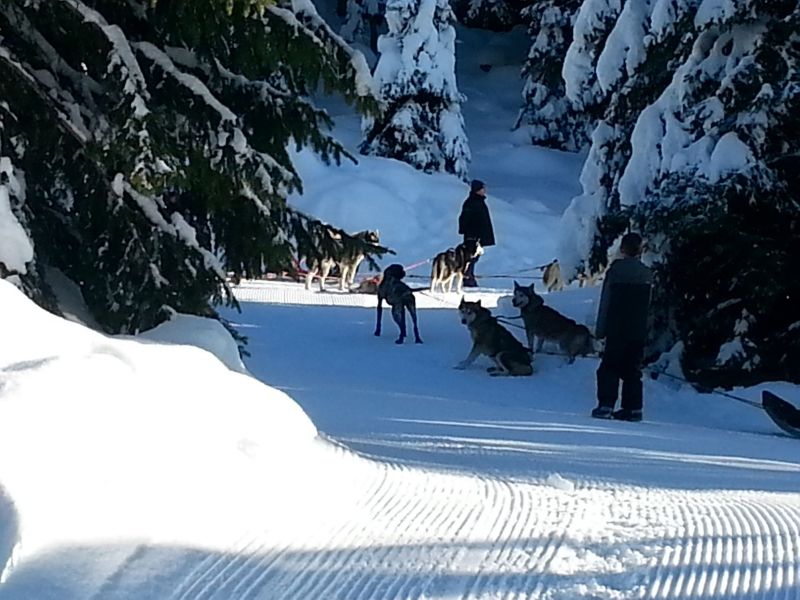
(593, 346, 621, 418)
(463, 246, 479, 287)
(595, 358, 619, 410)
(619, 341, 644, 412)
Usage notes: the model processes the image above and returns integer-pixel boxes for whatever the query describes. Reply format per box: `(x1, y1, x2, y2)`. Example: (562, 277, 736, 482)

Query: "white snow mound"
(0, 280, 316, 561)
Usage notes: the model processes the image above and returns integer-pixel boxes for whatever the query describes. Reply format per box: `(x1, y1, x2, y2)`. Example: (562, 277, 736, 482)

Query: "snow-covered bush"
(361, 0, 471, 180)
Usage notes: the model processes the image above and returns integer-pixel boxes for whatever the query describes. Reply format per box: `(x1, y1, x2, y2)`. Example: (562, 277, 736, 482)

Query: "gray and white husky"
(456, 298, 532, 376)
(512, 281, 594, 362)
(430, 239, 483, 293)
(305, 230, 380, 291)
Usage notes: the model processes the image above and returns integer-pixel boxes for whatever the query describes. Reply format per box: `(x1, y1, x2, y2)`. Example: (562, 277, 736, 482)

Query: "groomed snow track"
(150, 444, 800, 600)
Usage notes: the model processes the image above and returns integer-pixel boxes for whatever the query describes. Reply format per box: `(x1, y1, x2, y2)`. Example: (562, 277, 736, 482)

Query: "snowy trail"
(2, 282, 798, 599)
(176, 282, 800, 600)
(146, 442, 799, 600)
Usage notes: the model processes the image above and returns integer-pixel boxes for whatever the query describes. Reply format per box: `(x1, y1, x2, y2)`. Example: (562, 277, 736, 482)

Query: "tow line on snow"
(493, 315, 768, 412)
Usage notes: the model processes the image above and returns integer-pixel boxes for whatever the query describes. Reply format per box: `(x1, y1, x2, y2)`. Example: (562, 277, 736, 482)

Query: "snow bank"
(138, 312, 248, 374)
(0, 487, 19, 584)
(0, 175, 34, 276)
(0, 280, 316, 566)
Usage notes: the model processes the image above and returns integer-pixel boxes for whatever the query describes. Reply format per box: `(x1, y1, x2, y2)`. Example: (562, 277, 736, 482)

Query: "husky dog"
(541, 259, 565, 292)
(578, 266, 606, 288)
(305, 230, 380, 291)
(352, 275, 380, 295)
(430, 239, 483, 293)
(456, 298, 532, 376)
(375, 264, 423, 344)
(512, 281, 594, 363)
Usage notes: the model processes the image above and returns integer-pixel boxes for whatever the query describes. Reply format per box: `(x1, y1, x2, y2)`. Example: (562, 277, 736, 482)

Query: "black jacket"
(596, 257, 652, 342)
(458, 193, 495, 247)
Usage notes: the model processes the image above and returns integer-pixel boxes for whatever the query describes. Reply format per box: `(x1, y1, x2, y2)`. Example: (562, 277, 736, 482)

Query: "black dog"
(375, 264, 423, 344)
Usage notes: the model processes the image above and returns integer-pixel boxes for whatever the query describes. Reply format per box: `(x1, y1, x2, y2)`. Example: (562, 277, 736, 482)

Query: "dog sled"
(762, 391, 800, 439)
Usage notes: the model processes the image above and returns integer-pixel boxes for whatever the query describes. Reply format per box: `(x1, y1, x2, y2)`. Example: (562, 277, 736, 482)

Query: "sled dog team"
(301, 181, 650, 421)
(372, 264, 593, 378)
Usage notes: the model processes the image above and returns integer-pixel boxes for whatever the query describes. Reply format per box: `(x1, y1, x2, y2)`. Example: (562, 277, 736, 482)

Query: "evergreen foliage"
(516, 0, 589, 150)
(561, 0, 799, 387)
(453, 0, 520, 31)
(341, 0, 386, 52)
(361, 0, 471, 180)
(0, 0, 384, 334)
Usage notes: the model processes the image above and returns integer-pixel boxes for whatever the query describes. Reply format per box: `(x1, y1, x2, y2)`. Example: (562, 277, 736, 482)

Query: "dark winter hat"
(620, 232, 644, 256)
(470, 179, 486, 193)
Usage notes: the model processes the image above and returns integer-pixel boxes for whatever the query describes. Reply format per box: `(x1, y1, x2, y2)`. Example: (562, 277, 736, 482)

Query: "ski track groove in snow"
(260, 459, 395, 600)
(234, 463, 382, 600)
(642, 492, 800, 600)
(289, 461, 410, 600)
(528, 494, 580, 600)
(168, 532, 265, 600)
(385, 472, 464, 600)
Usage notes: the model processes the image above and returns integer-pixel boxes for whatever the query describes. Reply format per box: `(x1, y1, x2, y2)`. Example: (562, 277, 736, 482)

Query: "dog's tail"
(410, 286, 429, 293)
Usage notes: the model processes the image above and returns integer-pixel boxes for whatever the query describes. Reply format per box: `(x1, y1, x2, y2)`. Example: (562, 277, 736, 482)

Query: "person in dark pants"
(458, 179, 495, 287)
(591, 232, 653, 422)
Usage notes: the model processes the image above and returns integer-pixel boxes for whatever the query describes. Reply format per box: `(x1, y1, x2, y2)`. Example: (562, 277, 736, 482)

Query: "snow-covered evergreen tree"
(454, 0, 519, 31)
(0, 0, 383, 334)
(362, 0, 470, 179)
(341, 0, 386, 52)
(558, 0, 800, 386)
(515, 0, 590, 150)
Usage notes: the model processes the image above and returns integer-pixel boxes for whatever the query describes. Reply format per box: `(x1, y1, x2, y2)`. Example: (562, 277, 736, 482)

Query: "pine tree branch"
(59, 0, 150, 106)
(0, 46, 91, 144)
(0, 1, 103, 101)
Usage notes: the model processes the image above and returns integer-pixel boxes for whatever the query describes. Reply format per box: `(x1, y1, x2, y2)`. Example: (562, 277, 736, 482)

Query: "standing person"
(458, 179, 495, 287)
(591, 232, 653, 422)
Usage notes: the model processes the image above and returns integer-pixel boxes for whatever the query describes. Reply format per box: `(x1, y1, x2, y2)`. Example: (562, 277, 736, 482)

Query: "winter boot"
(612, 408, 642, 422)
(591, 406, 614, 419)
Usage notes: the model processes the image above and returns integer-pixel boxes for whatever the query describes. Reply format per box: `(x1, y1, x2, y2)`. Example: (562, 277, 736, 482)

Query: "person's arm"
(595, 264, 614, 338)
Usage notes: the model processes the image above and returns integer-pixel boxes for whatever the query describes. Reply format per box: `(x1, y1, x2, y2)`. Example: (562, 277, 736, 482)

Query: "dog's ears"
(513, 280, 520, 289)
(476, 299, 482, 307)
(459, 296, 465, 307)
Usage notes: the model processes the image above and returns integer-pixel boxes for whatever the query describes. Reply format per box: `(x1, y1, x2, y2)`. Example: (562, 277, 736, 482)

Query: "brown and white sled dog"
(305, 230, 380, 291)
(512, 281, 594, 363)
(456, 298, 532, 376)
(541, 259, 565, 292)
(430, 239, 483, 293)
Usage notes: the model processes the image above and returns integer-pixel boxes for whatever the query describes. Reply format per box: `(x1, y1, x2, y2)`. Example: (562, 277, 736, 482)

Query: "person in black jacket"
(458, 179, 495, 287)
(591, 232, 653, 422)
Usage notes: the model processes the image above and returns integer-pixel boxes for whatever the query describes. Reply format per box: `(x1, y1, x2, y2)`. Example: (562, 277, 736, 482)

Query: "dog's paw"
(414, 337, 423, 344)
(454, 362, 468, 370)
(374, 330, 381, 337)
(395, 337, 405, 345)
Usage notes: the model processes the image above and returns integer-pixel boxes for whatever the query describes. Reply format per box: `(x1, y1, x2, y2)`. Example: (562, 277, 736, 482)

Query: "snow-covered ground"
(1, 19, 799, 600)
